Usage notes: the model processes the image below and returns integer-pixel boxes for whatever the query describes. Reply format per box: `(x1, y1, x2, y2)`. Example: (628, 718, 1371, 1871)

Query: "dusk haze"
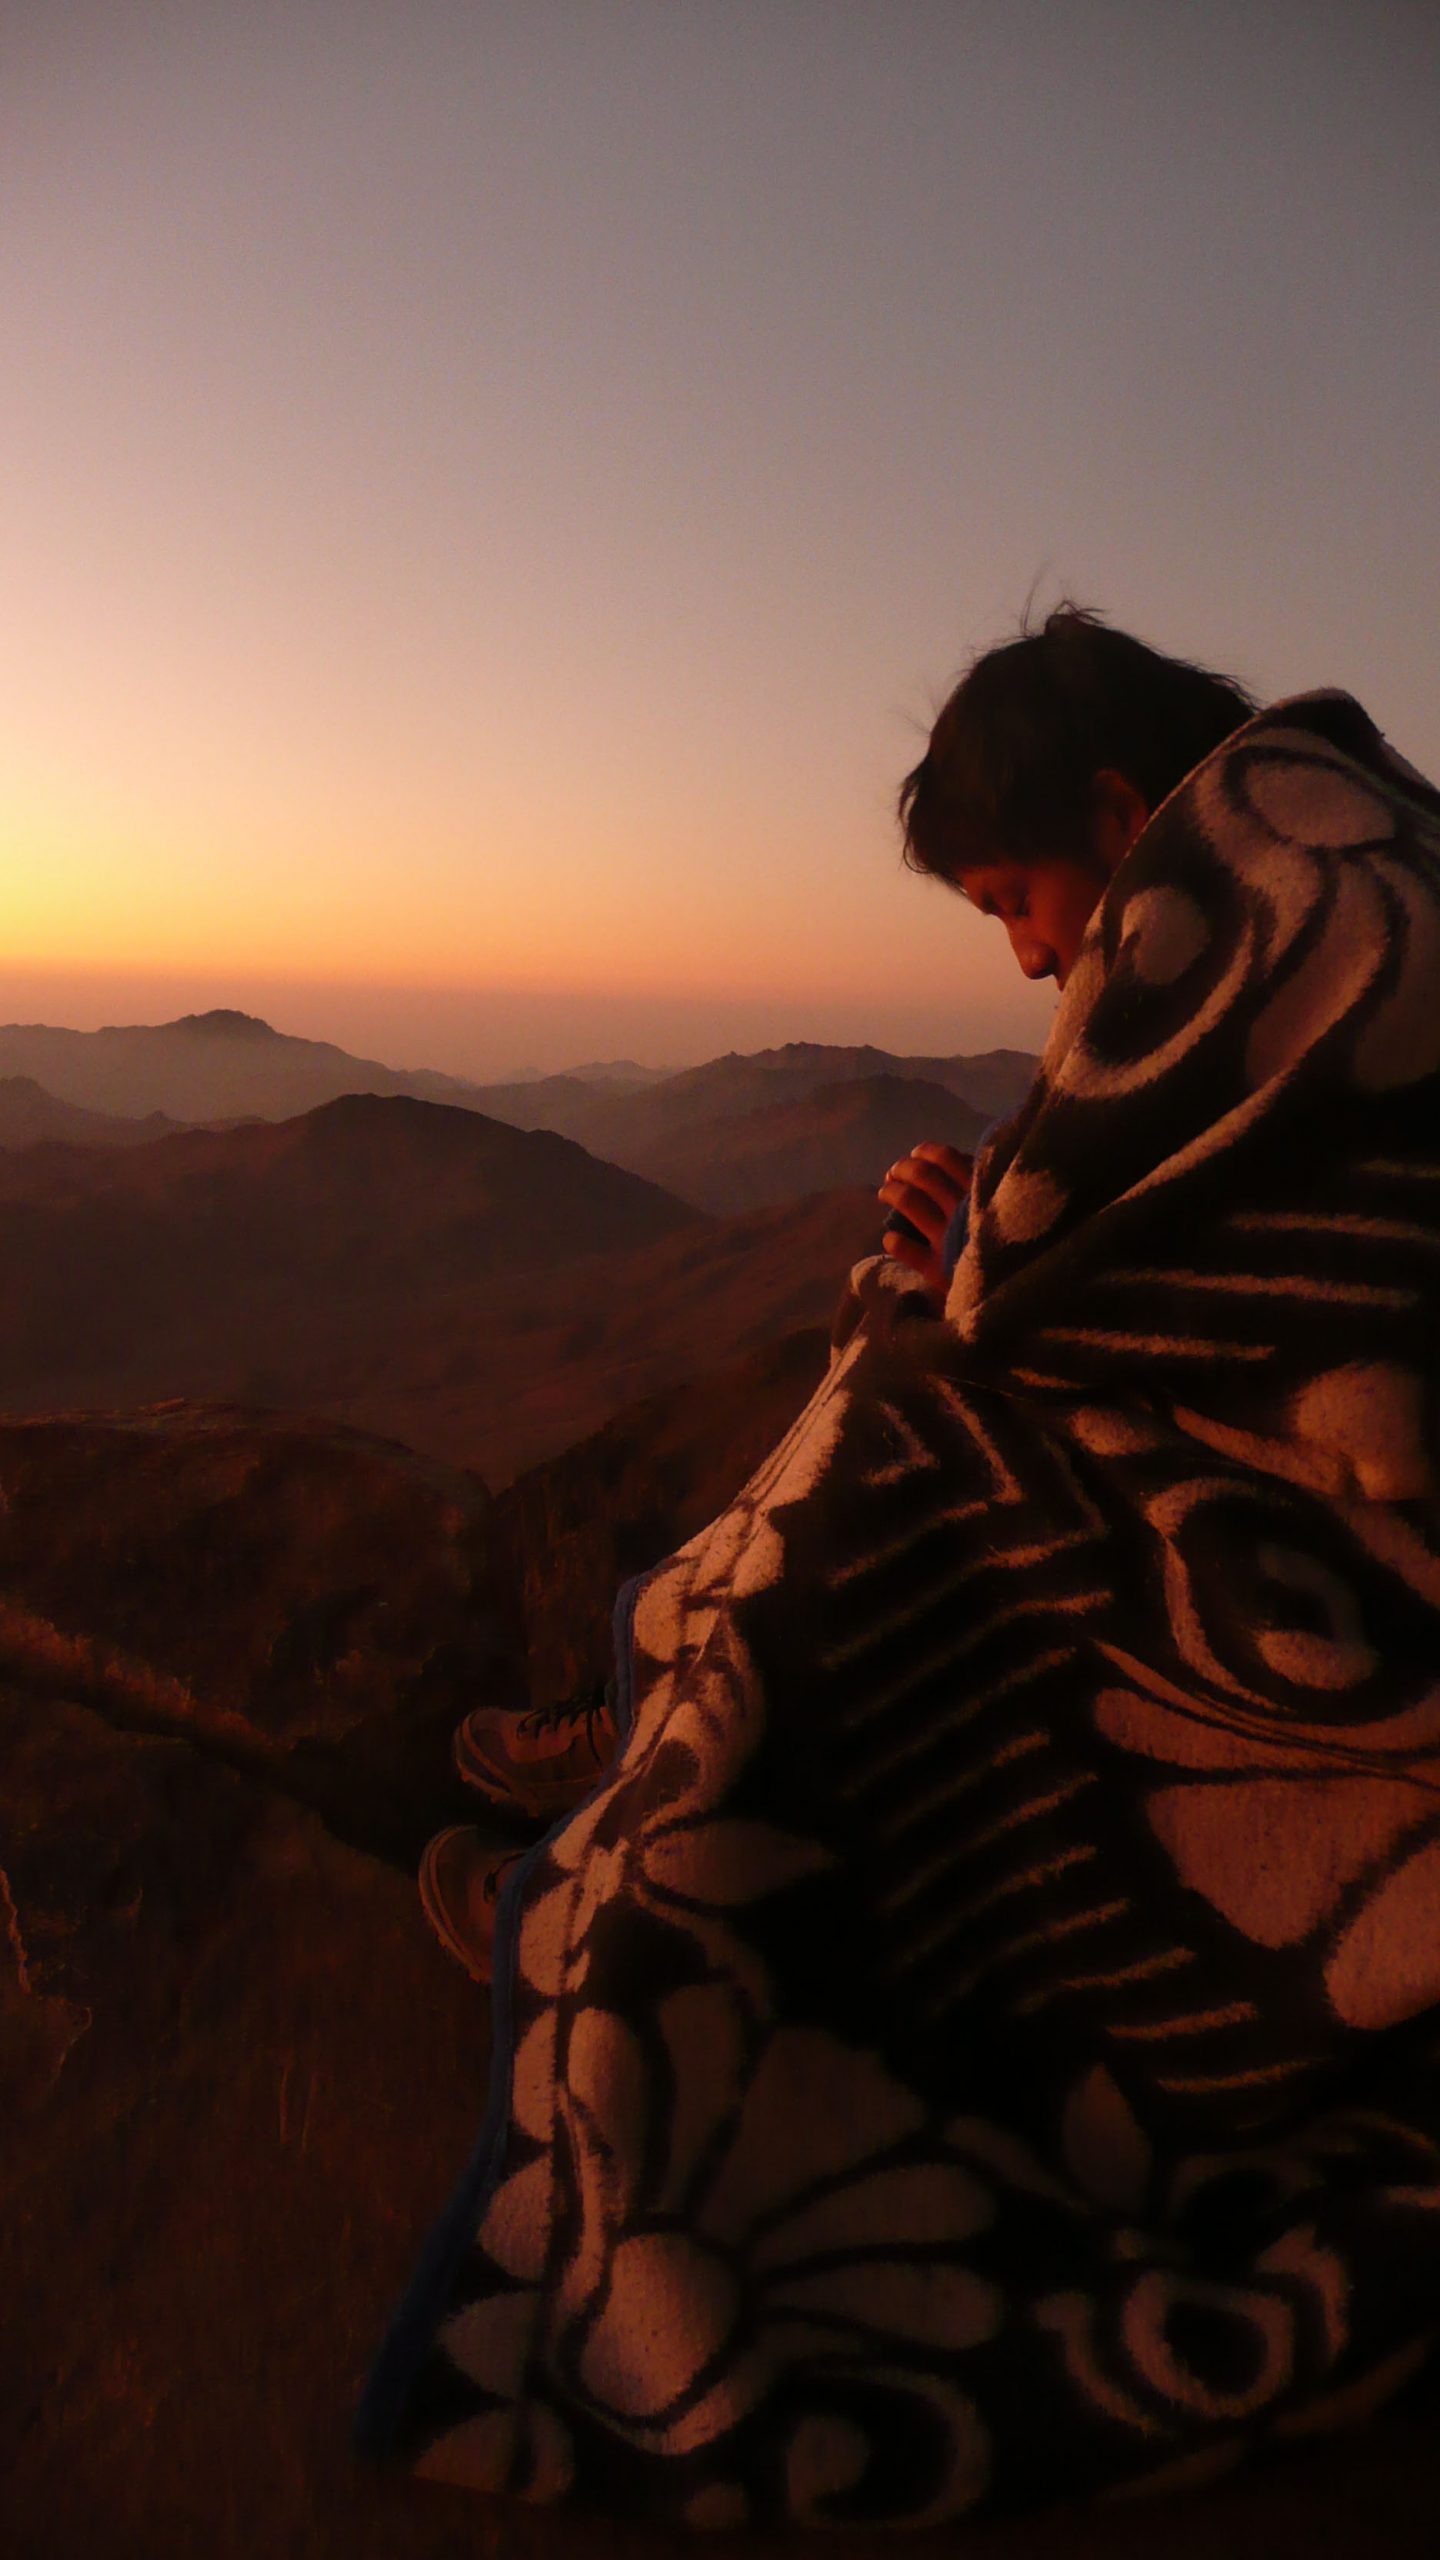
(6, 1, 1437, 1074)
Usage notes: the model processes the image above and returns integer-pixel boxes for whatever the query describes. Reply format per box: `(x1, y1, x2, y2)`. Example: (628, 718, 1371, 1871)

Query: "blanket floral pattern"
(363, 694, 1440, 2526)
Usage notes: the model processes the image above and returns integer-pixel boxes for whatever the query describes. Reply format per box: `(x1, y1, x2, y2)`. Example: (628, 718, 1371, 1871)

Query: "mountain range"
(0, 1010, 479, 1122)
(0, 1075, 182, 1150)
(0, 1011, 1035, 1147)
(0, 1090, 884, 1484)
(620, 1071, 989, 1212)
(0, 1013, 1040, 1482)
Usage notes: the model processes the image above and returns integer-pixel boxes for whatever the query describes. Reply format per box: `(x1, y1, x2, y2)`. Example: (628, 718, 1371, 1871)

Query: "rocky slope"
(4, 1396, 1438, 2559)
(0, 1092, 694, 1448)
(0, 1097, 883, 1485)
(0, 1075, 182, 1150)
(622, 1072, 989, 1214)
(0, 1405, 523, 1857)
(0, 1089, 695, 1302)
(317, 1182, 881, 1487)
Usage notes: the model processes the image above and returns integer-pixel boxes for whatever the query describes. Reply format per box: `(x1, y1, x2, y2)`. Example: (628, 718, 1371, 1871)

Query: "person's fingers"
(891, 1149, 967, 1198)
(877, 1174, 949, 1246)
(880, 1138, 971, 1295)
(881, 1153, 968, 1222)
(908, 1141, 975, 1187)
(880, 1226, 944, 1290)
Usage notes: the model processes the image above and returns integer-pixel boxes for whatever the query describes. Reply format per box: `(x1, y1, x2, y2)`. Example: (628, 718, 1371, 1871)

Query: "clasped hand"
(876, 1141, 974, 1298)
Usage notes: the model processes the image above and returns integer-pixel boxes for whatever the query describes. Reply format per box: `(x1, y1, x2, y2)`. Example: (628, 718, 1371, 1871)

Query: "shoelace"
(514, 1683, 613, 1749)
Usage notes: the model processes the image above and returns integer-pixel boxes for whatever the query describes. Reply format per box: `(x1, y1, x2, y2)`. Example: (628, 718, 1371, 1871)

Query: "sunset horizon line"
(0, 996, 1041, 1085)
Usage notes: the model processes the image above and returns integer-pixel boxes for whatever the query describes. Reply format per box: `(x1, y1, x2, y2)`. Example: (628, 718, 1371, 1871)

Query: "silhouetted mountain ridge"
(0, 1091, 883, 1484)
(0, 1013, 484, 1122)
(565, 1058, 673, 1087)
(624, 1071, 990, 1212)
(0, 1014, 1038, 1153)
(466, 1039, 1038, 1168)
(163, 1008, 276, 1038)
(0, 1087, 695, 1285)
(0, 1076, 183, 1151)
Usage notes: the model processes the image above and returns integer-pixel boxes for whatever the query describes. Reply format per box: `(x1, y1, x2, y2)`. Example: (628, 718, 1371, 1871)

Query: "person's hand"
(877, 1141, 974, 1297)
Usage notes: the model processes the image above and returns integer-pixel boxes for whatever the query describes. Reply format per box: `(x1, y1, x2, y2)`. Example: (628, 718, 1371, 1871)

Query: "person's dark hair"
(899, 602, 1256, 877)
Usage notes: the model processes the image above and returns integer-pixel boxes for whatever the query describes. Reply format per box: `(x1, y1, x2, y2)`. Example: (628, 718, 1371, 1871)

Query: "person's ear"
(1090, 768, 1151, 876)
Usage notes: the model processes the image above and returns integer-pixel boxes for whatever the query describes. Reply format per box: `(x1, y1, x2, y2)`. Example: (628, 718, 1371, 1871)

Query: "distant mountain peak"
(565, 1059, 674, 1087)
(166, 1010, 277, 1038)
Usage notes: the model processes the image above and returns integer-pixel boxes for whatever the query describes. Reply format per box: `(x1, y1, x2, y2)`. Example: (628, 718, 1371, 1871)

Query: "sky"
(4, 0, 1438, 1080)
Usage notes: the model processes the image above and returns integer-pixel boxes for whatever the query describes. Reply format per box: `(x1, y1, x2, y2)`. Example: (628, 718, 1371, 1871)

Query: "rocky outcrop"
(4, 1397, 1439, 2558)
(0, 1406, 524, 1862)
(0, 1106, 882, 1488)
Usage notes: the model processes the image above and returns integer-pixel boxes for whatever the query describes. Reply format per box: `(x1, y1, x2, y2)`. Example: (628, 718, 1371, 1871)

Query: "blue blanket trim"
(356, 1566, 659, 2459)
(353, 1829, 545, 2462)
(610, 1564, 655, 1741)
(939, 1116, 1002, 1280)
(941, 1192, 971, 1278)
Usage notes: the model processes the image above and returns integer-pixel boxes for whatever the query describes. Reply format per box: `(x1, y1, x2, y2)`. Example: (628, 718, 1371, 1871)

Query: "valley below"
(0, 1015, 1034, 1484)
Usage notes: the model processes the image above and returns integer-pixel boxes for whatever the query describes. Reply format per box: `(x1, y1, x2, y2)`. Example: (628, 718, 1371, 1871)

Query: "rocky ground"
(4, 1394, 1439, 2558)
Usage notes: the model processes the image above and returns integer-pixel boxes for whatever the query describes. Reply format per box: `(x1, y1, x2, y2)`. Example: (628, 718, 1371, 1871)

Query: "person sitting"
(420, 602, 1259, 1971)
(367, 605, 1440, 2531)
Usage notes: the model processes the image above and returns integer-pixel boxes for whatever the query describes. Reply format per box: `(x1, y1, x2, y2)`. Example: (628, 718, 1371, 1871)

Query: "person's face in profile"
(950, 767, 1151, 989)
(951, 851, 1110, 988)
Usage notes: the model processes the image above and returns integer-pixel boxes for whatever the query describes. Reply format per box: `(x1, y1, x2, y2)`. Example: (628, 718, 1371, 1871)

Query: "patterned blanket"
(361, 691, 1440, 2527)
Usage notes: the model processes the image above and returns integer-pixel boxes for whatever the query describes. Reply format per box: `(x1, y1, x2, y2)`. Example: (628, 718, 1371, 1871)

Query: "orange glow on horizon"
(3, 737, 998, 1008)
(8, 6, 1435, 1086)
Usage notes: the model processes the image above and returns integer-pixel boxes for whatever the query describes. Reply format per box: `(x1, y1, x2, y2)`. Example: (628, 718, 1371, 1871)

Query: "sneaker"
(418, 1822, 524, 1985)
(453, 1679, 619, 1822)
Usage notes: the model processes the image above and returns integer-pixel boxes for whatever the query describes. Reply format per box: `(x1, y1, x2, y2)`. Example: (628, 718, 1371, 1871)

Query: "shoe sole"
(418, 1825, 500, 1985)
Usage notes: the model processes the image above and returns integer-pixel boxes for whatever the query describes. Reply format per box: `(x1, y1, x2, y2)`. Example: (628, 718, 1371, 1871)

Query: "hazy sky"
(5, 1, 1438, 1077)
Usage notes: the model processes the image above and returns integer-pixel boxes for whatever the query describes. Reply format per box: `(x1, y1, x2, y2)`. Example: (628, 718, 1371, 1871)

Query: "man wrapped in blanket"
(363, 606, 1440, 2528)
